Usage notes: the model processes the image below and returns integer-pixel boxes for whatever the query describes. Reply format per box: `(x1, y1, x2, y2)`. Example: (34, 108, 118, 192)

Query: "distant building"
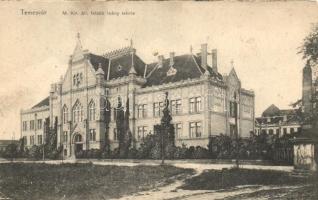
(255, 104, 301, 137)
(20, 35, 255, 158)
(0, 140, 19, 152)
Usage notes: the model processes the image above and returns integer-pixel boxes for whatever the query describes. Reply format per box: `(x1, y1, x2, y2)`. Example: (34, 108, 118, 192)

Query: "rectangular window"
(137, 126, 147, 140)
(269, 129, 274, 135)
(230, 124, 236, 137)
(113, 128, 118, 141)
(175, 123, 182, 138)
(196, 97, 201, 112)
(171, 99, 182, 115)
(113, 108, 117, 121)
(153, 102, 164, 117)
(189, 98, 195, 113)
(142, 105, 147, 118)
(283, 128, 287, 134)
(37, 135, 42, 145)
(137, 126, 143, 140)
(159, 102, 164, 116)
(23, 136, 27, 145)
(37, 119, 42, 130)
(22, 121, 28, 131)
(153, 103, 159, 117)
(30, 120, 35, 130)
(137, 104, 147, 118)
(189, 122, 202, 138)
(89, 129, 96, 141)
(138, 105, 143, 118)
(30, 135, 34, 145)
(276, 129, 280, 135)
(63, 131, 68, 143)
(230, 102, 237, 118)
(290, 128, 294, 133)
(88, 101, 95, 121)
(189, 97, 201, 113)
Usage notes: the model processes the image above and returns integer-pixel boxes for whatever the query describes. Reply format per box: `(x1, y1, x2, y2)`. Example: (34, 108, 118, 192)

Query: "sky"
(0, 1, 318, 139)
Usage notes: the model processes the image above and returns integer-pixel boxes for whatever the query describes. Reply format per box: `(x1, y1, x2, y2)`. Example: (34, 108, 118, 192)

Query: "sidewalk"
(0, 159, 294, 172)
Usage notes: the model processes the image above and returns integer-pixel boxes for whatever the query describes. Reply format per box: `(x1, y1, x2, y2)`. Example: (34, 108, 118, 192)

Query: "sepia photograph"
(0, 1, 318, 199)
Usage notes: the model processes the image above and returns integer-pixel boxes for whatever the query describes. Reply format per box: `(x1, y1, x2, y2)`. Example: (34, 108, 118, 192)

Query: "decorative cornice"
(61, 85, 97, 95)
(137, 77, 204, 94)
(105, 75, 146, 87)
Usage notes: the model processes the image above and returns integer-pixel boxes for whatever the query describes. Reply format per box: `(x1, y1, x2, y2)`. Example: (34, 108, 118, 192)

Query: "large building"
(255, 104, 301, 137)
(20, 36, 255, 158)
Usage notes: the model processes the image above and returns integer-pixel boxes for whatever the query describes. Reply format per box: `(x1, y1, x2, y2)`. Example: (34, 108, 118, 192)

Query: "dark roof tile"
(32, 96, 49, 109)
(144, 54, 222, 87)
(89, 52, 145, 80)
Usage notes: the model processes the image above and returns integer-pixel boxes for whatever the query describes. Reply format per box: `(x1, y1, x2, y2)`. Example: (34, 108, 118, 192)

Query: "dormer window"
(167, 66, 177, 76)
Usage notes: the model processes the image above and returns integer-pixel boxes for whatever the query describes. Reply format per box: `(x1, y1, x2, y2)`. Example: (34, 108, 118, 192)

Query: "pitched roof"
(144, 54, 223, 87)
(88, 53, 110, 80)
(88, 50, 146, 80)
(32, 96, 50, 109)
(262, 104, 280, 117)
(108, 53, 145, 79)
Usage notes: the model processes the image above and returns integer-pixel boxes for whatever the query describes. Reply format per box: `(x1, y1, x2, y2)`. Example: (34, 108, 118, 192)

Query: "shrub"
(2, 143, 19, 159)
(173, 145, 188, 159)
(28, 145, 42, 160)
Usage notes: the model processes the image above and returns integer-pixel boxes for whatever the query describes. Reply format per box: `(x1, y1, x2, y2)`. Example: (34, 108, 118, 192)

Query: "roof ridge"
(103, 46, 134, 59)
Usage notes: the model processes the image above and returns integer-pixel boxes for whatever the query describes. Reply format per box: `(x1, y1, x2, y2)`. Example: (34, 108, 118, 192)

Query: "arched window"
(63, 105, 68, 124)
(73, 75, 76, 86)
(74, 134, 82, 142)
(73, 101, 83, 122)
(88, 100, 96, 121)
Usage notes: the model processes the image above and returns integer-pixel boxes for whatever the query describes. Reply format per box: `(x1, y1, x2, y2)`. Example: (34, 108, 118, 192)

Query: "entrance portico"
(71, 132, 84, 159)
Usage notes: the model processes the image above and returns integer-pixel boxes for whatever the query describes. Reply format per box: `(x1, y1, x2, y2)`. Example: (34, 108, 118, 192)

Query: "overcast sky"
(0, 1, 318, 139)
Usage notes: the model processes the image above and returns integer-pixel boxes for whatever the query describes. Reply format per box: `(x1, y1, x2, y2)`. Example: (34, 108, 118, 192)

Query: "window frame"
(89, 129, 96, 141)
(63, 105, 68, 124)
(189, 121, 202, 138)
(88, 101, 96, 121)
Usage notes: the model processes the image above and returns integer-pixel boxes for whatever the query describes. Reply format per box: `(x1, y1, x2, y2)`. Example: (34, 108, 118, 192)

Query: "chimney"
(169, 52, 175, 66)
(158, 55, 164, 68)
(212, 49, 217, 72)
(201, 43, 207, 69)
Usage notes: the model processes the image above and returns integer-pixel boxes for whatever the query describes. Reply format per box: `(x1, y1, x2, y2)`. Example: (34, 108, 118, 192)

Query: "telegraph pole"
(234, 92, 239, 168)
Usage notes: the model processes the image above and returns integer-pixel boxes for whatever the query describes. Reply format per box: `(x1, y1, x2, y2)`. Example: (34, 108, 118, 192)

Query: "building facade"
(255, 104, 301, 137)
(20, 36, 255, 158)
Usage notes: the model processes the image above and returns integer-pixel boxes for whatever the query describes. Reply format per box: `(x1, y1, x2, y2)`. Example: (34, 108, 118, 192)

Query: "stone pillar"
(302, 63, 312, 118)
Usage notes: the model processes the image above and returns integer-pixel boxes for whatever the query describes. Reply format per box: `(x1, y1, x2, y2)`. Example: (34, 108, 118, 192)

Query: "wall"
(21, 107, 49, 147)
